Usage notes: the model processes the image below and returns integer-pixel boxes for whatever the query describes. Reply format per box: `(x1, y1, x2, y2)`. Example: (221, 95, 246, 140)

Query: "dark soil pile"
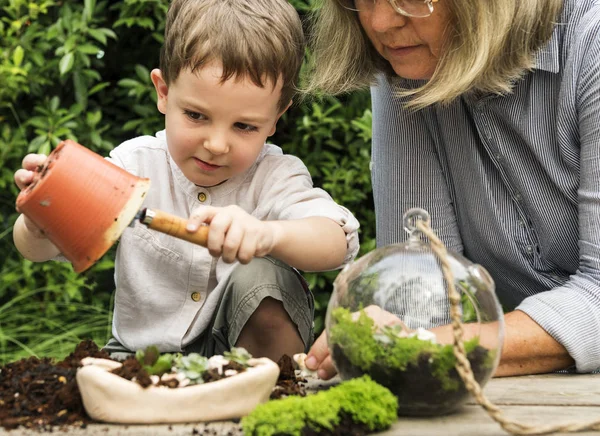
(0, 340, 110, 431)
(270, 354, 306, 400)
(203, 360, 247, 383)
(110, 357, 154, 387)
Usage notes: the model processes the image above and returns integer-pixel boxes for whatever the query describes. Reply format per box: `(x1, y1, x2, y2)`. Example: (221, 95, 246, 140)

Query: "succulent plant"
(223, 347, 252, 366)
(177, 353, 210, 385)
(135, 346, 178, 376)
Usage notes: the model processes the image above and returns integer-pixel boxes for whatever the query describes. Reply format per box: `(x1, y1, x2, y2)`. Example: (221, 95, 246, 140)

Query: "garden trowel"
(130, 208, 209, 247)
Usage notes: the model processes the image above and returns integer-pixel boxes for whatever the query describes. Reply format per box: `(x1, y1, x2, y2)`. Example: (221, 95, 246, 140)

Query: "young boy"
(13, 0, 359, 362)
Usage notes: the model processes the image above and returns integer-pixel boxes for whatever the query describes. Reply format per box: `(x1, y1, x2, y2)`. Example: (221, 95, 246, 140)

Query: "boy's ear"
(151, 69, 168, 114)
(268, 100, 293, 136)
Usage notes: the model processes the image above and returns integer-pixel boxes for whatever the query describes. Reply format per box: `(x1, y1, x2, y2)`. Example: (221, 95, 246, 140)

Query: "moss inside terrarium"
(329, 307, 496, 415)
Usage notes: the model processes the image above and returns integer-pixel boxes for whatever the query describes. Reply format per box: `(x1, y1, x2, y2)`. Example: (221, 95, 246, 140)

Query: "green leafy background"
(0, 0, 373, 363)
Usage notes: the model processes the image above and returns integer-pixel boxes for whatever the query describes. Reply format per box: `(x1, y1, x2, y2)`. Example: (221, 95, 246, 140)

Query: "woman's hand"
(305, 305, 407, 380)
(187, 205, 278, 264)
(14, 154, 47, 238)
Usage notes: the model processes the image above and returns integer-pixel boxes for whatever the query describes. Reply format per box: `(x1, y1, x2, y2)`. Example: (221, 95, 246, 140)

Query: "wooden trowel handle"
(139, 208, 209, 247)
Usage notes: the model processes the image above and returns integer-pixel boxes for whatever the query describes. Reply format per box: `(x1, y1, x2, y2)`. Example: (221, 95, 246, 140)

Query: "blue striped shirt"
(370, 0, 600, 372)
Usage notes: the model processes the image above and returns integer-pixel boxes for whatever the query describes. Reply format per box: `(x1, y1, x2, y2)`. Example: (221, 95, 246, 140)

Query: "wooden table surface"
(371, 373, 600, 436)
(3, 373, 599, 435)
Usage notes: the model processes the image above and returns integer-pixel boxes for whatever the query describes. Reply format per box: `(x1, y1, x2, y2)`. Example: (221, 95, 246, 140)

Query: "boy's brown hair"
(160, 0, 305, 112)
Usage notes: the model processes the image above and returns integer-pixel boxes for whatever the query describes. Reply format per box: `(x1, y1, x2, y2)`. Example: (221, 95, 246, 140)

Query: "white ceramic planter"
(76, 357, 280, 424)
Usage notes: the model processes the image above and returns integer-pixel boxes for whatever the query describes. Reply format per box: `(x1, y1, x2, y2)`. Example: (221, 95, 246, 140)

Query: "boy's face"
(151, 62, 288, 187)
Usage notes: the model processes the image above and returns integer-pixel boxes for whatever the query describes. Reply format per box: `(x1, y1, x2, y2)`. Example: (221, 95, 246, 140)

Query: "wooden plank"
(470, 374, 600, 406)
(377, 405, 600, 436)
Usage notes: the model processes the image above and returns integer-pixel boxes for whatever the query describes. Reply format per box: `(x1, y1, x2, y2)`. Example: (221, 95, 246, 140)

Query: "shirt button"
(191, 292, 201, 302)
(514, 192, 522, 202)
(197, 192, 207, 202)
(525, 245, 534, 254)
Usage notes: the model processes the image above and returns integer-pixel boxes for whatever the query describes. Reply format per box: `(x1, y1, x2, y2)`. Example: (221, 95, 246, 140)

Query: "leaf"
(59, 52, 74, 76)
(118, 78, 141, 89)
(49, 96, 60, 112)
(83, 0, 96, 22)
(38, 142, 51, 155)
(73, 72, 88, 110)
(98, 28, 117, 40)
(134, 64, 149, 82)
(224, 347, 252, 366)
(87, 28, 106, 45)
(88, 82, 110, 96)
(77, 44, 100, 55)
(12, 46, 24, 67)
(147, 354, 174, 375)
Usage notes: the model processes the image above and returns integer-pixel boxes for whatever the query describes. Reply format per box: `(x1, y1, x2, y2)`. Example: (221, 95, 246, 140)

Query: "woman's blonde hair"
(160, 0, 305, 112)
(304, 0, 563, 109)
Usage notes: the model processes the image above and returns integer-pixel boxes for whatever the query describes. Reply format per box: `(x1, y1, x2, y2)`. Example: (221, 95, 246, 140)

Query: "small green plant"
(329, 307, 488, 391)
(135, 345, 177, 376)
(177, 353, 209, 385)
(223, 346, 252, 366)
(241, 375, 398, 436)
(133, 346, 253, 385)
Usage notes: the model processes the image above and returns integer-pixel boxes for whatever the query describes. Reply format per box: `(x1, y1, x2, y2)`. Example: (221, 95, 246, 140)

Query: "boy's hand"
(187, 205, 278, 264)
(14, 154, 47, 238)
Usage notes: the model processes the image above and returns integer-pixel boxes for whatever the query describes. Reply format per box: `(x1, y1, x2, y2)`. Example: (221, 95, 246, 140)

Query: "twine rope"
(416, 219, 600, 435)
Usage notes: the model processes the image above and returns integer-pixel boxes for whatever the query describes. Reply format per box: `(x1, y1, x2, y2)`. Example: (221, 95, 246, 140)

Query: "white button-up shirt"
(107, 131, 359, 352)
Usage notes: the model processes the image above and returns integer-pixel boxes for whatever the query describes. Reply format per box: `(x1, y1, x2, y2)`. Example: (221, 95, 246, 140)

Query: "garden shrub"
(0, 0, 373, 363)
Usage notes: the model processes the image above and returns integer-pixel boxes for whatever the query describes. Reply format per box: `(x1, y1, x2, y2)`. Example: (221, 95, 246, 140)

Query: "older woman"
(304, 0, 600, 379)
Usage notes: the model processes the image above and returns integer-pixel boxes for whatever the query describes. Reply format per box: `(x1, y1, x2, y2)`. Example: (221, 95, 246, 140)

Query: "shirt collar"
(534, 24, 561, 74)
(534, 0, 575, 74)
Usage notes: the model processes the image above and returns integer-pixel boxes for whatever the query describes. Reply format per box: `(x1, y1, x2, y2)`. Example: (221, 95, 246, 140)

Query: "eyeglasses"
(338, 0, 438, 19)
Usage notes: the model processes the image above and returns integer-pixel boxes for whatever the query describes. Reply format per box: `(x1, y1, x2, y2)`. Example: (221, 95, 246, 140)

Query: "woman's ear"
(151, 69, 168, 114)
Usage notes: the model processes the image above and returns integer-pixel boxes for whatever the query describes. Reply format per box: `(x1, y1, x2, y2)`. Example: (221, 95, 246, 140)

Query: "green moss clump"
(330, 307, 482, 391)
(327, 307, 382, 369)
(241, 375, 398, 436)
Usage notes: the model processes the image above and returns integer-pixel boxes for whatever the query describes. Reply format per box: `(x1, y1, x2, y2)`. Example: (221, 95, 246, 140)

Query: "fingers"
(186, 206, 216, 232)
(188, 205, 249, 262)
(14, 169, 35, 191)
(15, 154, 47, 190)
(236, 230, 259, 264)
(22, 153, 47, 170)
(305, 331, 338, 380)
(14, 154, 47, 191)
(221, 221, 244, 263)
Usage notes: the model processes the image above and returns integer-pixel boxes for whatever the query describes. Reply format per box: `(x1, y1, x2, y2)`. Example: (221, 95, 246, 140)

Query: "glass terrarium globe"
(326, 209, 504, 416)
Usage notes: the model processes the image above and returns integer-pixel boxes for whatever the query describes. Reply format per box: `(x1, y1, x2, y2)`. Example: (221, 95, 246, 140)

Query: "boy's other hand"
(305, 330, 337, 380)
(14, 153, 47, 238)
(14, 154, 47, 191)
(187, 205, 278, 264)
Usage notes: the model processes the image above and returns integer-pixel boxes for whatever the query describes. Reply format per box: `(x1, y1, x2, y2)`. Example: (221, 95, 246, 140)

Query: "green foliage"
(131, 346, 252, 384)
(223, 346, 252, 366)
(177, 353, 210, 385)
(135, 345, 177, 376)
(0, 0, 373, 363)
(329, 308, 481, 391)
(241, 375, 398, 436)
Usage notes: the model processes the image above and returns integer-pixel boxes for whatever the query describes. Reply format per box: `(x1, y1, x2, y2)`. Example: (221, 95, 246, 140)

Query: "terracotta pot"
(16, 140, 150, 273)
